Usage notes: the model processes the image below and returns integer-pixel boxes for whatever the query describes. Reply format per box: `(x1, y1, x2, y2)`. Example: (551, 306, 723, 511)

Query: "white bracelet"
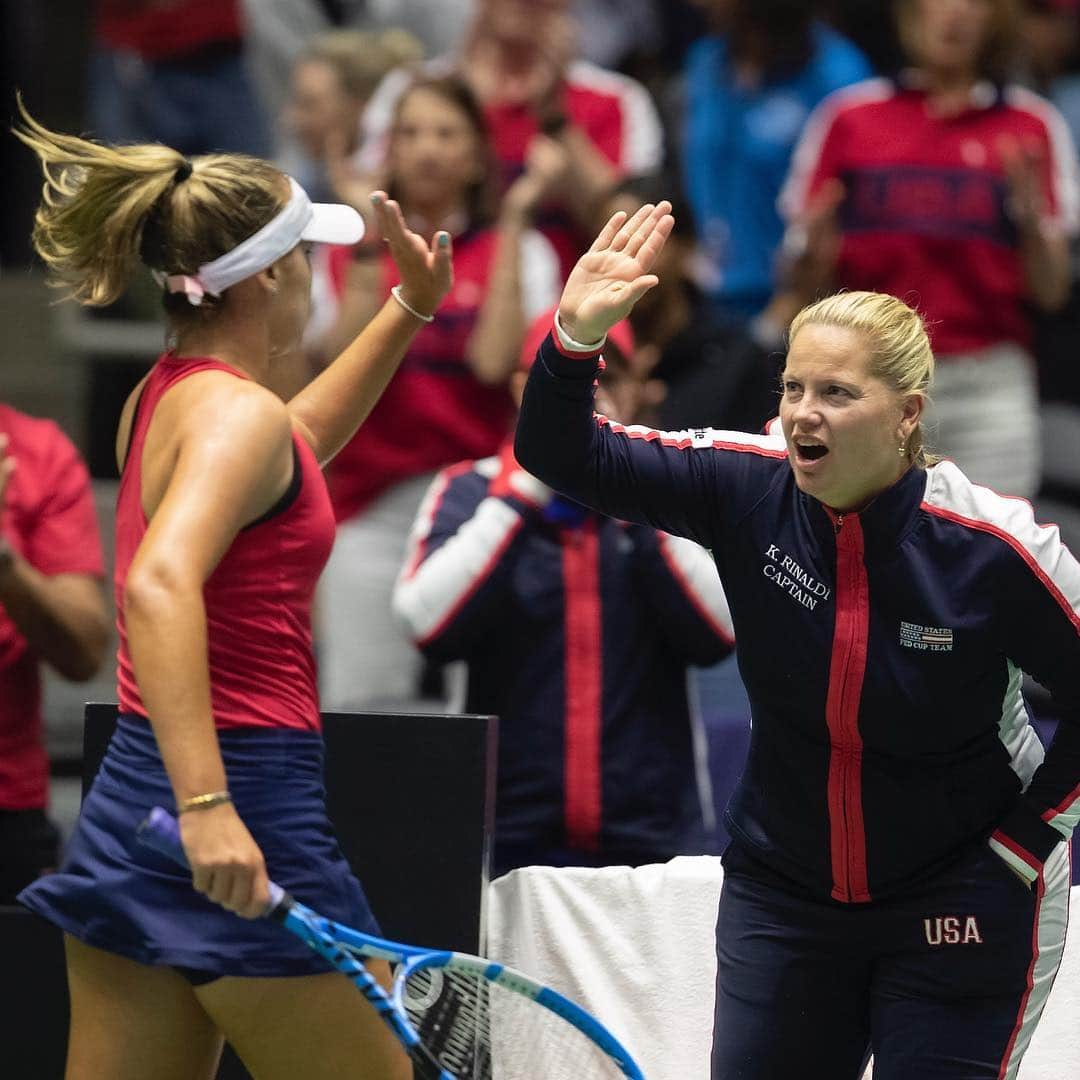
(391, 284, 435, 323)
(553, 309, 605, 353)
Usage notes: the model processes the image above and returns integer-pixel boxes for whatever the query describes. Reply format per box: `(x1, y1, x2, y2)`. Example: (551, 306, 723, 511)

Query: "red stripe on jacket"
(562, 518, 603, 849)
(825, 513, 871, 902)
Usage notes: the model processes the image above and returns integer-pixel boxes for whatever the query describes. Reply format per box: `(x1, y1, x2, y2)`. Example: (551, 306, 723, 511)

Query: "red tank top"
(115, 355, 335, 731)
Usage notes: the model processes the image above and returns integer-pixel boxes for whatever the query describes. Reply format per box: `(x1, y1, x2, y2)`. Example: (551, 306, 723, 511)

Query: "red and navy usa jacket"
(392, 446, 735, 864)
(516, 333, 1080, 903)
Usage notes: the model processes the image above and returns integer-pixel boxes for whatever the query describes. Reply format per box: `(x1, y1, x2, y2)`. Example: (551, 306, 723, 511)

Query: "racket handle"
(137, 806, 288, 914)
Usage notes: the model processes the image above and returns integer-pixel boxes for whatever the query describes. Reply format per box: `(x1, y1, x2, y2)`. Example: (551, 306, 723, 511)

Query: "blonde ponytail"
(13, 97, 286, 312)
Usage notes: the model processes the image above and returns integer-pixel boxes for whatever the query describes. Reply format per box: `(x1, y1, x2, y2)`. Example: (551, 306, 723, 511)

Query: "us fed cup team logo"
(900, 621, 954, 652)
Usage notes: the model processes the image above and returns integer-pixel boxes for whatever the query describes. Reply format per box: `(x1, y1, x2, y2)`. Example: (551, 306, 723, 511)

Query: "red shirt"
(781, 77, 1080, 354)
(0, 406, 103, 809)
(115, 356, 335, 731)
(324, 229, 516, 523)
(95, 0, 243, 62)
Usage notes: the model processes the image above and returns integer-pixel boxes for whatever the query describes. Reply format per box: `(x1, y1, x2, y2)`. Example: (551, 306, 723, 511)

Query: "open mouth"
(794, 442, 829, 462)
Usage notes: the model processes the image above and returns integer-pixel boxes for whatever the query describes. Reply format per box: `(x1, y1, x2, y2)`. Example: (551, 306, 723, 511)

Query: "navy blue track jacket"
(393, 447, 735, 860)
(515, 331, 1080, 903)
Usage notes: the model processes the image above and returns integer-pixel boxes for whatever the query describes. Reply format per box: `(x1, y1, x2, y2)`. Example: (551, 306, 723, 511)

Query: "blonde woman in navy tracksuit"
(515, 202, 1080, 1079)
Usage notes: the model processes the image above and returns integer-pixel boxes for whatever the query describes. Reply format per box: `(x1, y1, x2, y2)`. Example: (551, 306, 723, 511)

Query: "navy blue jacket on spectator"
(393, 442, 735, 875)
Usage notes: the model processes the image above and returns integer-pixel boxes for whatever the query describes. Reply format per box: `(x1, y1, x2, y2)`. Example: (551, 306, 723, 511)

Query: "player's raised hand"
(557, 201, 673, 344)
(370, 190, 454, 319)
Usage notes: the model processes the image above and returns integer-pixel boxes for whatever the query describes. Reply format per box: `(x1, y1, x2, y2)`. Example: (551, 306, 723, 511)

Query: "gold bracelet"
(177, 790, 232, 814)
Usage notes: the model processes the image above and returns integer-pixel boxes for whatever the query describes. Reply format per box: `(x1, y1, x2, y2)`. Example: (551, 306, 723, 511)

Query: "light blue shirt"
(682, 24, 872, 319)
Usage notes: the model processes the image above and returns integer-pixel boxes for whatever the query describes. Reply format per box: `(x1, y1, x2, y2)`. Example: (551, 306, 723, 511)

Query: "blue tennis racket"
(138, 808, 645, 1080)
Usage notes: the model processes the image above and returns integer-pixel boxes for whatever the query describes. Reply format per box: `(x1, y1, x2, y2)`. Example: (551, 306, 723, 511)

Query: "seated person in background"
(279, 27, 425, 205)
(355, 0, 665, 280)
(312, 75, 562, 709)
(393, 312, 735, 876)
(0, 406, 108, 902)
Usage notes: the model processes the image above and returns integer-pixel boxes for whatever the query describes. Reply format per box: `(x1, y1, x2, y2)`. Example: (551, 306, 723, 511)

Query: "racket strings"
(402, 965, 626, 1079)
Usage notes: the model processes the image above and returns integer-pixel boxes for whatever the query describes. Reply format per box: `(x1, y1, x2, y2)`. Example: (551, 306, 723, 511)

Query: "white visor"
(163, 177, 365, 305)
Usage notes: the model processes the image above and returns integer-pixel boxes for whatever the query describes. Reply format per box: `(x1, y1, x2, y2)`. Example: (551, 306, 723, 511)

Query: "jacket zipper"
(825, 512, 871, 902)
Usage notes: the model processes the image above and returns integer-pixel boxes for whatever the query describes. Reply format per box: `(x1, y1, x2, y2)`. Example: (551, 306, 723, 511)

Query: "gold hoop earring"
(899, 442, 908, 457)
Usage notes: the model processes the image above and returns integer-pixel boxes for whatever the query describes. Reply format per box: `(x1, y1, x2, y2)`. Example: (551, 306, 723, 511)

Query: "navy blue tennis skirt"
(19, 714, 380, 979)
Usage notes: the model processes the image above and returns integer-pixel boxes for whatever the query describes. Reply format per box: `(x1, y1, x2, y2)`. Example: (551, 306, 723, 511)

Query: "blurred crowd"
(5, 0, 1080, 893)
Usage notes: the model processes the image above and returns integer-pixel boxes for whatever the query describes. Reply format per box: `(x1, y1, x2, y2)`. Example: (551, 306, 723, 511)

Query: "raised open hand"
(370, 191, 454, 318)
(558, 201, 674, 344)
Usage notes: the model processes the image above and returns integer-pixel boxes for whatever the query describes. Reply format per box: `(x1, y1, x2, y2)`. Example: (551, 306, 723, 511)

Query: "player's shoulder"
(165, 370, 292, 457)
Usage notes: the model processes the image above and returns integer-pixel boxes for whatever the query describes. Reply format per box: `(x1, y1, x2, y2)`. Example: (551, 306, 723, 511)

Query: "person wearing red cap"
(393, 309, 736, 875)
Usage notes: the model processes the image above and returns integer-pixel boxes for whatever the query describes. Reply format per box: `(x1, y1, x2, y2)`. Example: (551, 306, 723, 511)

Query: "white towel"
(488, 858, 724, 1078)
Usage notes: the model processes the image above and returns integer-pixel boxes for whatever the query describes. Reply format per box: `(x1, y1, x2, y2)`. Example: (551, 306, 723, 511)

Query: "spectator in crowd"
(681, 0, 872, 325)
(394, 312, 735, 876)
(279, 28, 424, 205)
(90, 0, 271, 157)
(0, 407, 109, 903)
(356, 0, 665, 280)
(780, 0, 1080, 497)
(313, 75, 562, 709)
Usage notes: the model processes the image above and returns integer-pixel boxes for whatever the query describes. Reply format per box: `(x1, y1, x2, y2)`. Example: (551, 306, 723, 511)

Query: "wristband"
(178, 790, 232, 814)
(391, 284, 435, 323)
(553, 309, 605, 353)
